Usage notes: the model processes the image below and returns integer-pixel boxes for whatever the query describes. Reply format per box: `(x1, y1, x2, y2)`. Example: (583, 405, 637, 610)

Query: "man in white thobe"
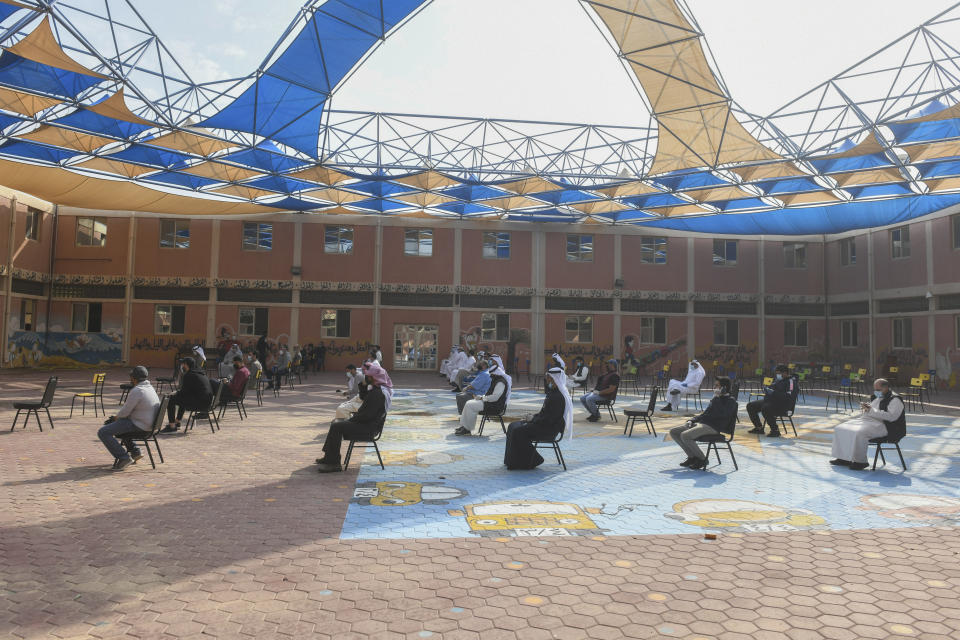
(831, 378, 905, 471)
(335, 364, 366, 419)
(661, 360, 705, 412)
(457, 364, 508, 435)
(439, 347, 457, 377)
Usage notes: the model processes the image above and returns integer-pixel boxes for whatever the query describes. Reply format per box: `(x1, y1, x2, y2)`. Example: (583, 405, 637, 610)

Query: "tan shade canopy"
(903, 139, 960, 163)
(735, 161, 806, 182)
(568, 199, 630, 214)
(0, 159, 272, 214)
(0, 87, 60, 116)
(19, 124, 115, 152)
(654, 203, 709, 216)
(75, 156, 157, 178)
(393, 191, 455, 207)
(479, 195, 545, 210)
(893, 101, 960, 124)
(86, 89, 155, 126)
(832, 168, 904, 187)
(8, 17, 109, 79)
(392, 170, 458, 191)
(209, 184, 278, 200)
(181, 161, 260, 183)
(144, 130, 236, 156)
(778, 190, 842, 205)
(302, 187, 368, 204)
(682, 185, 751, 202)
(593, 179, 660, 198)
(924, 177, 960, 192)
(497, 176, 559, 194)
(289, 165, 350, 186)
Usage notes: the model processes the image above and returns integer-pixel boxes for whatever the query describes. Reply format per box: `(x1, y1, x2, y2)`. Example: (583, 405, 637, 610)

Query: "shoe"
(454, 427, 471, 436)
(766, 431, 781, 438)
(679, 457, 696, 467)
(160, 425, 178, 434)
(315, 457, 338, 465)
(687, 457, 707, 470)
(848, 462, 869, 471)
(113, 457, 133, 471)
(317, 462, 342, 473)
(586, 415, 600, 422)
(829, 459, 851, 466)
(747, 427, 764, 434)
(660, 404, 672, 412)
(130, 452, 143, 463)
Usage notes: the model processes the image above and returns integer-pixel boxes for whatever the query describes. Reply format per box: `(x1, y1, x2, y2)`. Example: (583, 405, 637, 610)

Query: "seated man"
(316, 362, 391, 473)
(504, 362, 571, 469)
(97, 366, 160, 470)
(579, 359, 620, 422)
(245, 349, 263, 382)
(191, 345, 206, 369)
(456, 359, 507, 435)
(747, 364, 795, 437)
(162, 357, 212, 432)
(668, 376, 738, 470)
(266, 345, 292, 389)
(219, 343, 242, 379)
(661, 360, 705, 412)
(566, 357, 589, 391)
(213, 356, 250, 404)
(456, 358, 491, 415)
(830, 378, 904, 470)
(439, 346, 457, 378)
(335, 364, 367, 419)
(451, 350, 479, 392)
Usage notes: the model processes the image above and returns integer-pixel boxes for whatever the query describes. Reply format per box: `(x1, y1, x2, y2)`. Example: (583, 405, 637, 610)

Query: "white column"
(290, 220, 302, 345)
(122, 214, 137, 364)
(613, 232, 622, 361)
(758, 237, 766, 367)
(686, 237, 695, 361)
(531, 229, 546, 375)
(867, 230, 876, 373)
(373, 218, 382, 346)
(1, 196, 18, 366)
(206, 220, 220, 348)
(453, 227, 462, 344)
(925, 220, 935, 371)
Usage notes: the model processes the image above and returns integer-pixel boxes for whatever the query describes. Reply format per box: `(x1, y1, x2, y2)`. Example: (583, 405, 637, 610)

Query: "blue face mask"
(775, 374, 783, 381)
(874, 389, 883, 398)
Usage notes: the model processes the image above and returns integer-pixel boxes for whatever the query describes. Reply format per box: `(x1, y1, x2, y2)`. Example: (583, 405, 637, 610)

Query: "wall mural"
(934, 346, 958, 388)
(697, 342, 759, 369)
(547, 343, 615, 360)
(622, 337, 687, 371)
(876, 345, 929, 380)
(6, 329, 122, 367)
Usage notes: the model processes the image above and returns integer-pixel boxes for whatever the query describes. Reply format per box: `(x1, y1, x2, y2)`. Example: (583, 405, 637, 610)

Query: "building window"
(783, 243, 807, 269)
(76, 217, 107, 247)
(159, 219, 190, 248)
(712, 239, 737, 265)
(566, 234, 593, 262)
(481, 312, 510, 341)
(892, 318, 912, 349)
(71, 302, 102, 332)
(841, 320, 859, 348)
(19, 299, 35, 331)
(840, 237, 856, 265)
(242, 222, 273, 251)
(784, 320, 808, 347)
(238, 307, 268, 335)
(639, 317, 666, 344)
(322, 310, 351, 338)
(155, 305, 185, 334)
(713, 318, 739, 346)
(891, 226, 910, 259)
(324, 225, 354, 254)
(404, 228, 433, 257)
(639, 236, 667, 264)
(25, 207, 41, 241)
(565, 315, 593, 343)
(482, 231, 511, 259)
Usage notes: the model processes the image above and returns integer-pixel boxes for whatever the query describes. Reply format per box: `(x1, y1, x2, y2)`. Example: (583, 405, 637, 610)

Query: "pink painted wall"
(543, 312, 614, 364)
(873, 315, 930, 381)
(764, 241, 824, 295)
(301, 223, 376, 283)
(825, 237, 868, 295)
(55, 215, 130, 277)
(620, 315, 688, 372)
(380, 227, 455, 284)
(544, 232, 615, 290)
(621, 235, 686, 291)
(128, 301, 208, 368)
(691, 238, 759, 293)
(298, 306, 374, 370)
(871, 223, 927, 291)
(10, 203, 54, 274)
(378, 308, 453, 368)
(693, 316, 760, 370)
(460, 228, 532, 287)
(932, 215, 960, 286)
(134, 218, 214, 278)
(218, 220, 295, 281)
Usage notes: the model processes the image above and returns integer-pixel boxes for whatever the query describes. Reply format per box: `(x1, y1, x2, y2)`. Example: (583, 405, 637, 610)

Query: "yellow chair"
(903, 377, 926, 413)
(71, 372, 107, 418)
(844, 364, 852, 371)
(858, 368, 867, 376)
(822, 365, 832, 373)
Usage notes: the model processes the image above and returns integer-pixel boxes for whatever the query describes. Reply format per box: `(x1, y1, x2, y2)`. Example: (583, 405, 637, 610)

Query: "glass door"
(393, 324, 438, 370)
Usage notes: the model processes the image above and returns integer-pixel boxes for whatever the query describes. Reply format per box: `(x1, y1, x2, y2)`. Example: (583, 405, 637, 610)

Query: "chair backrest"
(910, 377, 923, 389)
(147, 395, 171, 437)
(844, 364, 852, 371)
(40, 376, 58, 407)
(92, 372, 106, 384)
(840, 378, 851, 387)
(919, 373, 930, 382)
(730, 382, 741, 401)
(93, 372, 107, 393)
(762, 376, 773, 386)
(822, 365, 831, 373)
(889, 366, 899, 373)
(858, 368, 867, 376)
(209, 381, 224, 409)
(645, 387, 658, 413)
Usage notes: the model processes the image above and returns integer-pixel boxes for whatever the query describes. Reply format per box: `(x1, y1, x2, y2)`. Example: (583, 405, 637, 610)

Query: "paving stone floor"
(1, 367, 959, 639)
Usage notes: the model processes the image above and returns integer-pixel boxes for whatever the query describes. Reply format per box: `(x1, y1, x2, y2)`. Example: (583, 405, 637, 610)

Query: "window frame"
(75, 216, 107, 247)
(891, 226, 911, 259)
(638, 317, 667, 344)
(566, 234, 594, 263)
(639, 236, 667, 265)
(403, 228, 433, 257)
(155, 304, 186, 335)
(25, 207, 41, 242)
(321, 309, 352, 338)
(892, 317, 912, 349)
(70, 302, 102, 333)
(242, 222, 273, 251)
(159, 219, 190, 249)
(564, 315, 593, 344)
(324, 225, 354, 255)
(712, 239, 738, 266)
(783, 319, 809, 347)
(19, 298, 35, 331)
(238, 306, 269, 336)
(480, 312, 511, 341)
(482, 231, 511, 260)
(840, 237, 857, 266)
(840, 319, 859, 348)
(783, 242, 807, 269)
(713, 318, 740, 346)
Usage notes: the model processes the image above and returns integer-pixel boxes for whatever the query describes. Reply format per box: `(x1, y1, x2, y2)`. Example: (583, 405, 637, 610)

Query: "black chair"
(343, 411, 387, 470)
(477, 405, 507, 436)
(683, 389, 704, 412)
(115, 395, 169, 469)
(253, 369, 264, 407)
(695, 412, 739, 470)
(218, 375, 251, 421)
(623, 387, 658, 437)
(11, 376, 58, 432)
(730, 382, 741, 422)
(774, 378, 801, 437)
(594, 390, 619, 422)
(118, 382, 133, 405)
(869, 417, 907, 471)
(155, 363, 180, 394)
(185, 383, 223, 433)
(532, 427, 567, 471)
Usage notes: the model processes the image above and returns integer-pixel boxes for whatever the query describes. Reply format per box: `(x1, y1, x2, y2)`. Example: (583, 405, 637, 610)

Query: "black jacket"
(176, 369, 213, 407)
(763, 375, 796, 409)
(349, 385, 386, 425)
(691, 394, 738, 435)
(528, 387, 566, 432)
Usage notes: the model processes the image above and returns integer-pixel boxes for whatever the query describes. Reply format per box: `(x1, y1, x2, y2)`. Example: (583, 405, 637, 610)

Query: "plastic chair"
(71, 372, 106, 418)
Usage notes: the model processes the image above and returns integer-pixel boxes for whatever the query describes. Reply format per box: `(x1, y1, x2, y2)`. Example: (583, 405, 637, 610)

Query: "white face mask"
(775, 374, 783, 381)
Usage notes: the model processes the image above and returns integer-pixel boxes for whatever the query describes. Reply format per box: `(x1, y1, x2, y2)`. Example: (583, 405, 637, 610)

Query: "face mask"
(775, 374, 783, 381)
(874, 389, 883, 398)
(713, 388, 721, 396)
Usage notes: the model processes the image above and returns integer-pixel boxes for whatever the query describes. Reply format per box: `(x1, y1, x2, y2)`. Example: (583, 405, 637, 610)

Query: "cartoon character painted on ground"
(377, 449, 465, 467)
(351, 481, 468, 506)
(858, 494, 960, 524)
(448, 500, 606, 537)
(665, 499, 827, 532)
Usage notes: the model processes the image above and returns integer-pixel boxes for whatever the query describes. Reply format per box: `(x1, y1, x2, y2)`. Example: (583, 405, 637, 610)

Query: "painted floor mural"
(341, 386, 960, 540)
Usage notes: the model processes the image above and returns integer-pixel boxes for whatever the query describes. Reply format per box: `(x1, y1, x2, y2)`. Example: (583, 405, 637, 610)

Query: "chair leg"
(153, 436, 164, 463)
(372, 441, 384, 470)
(712, 442, 721, 465)
(143, 442, 156, 469)
(236, 402, 243, 421)
(894, 443, 907, 470)
(498, 415, 506, 434)
(555, 443, 567, 470)
(872, 444, 882, 470)
(33, 410, 43, 432)
(240, 400, 247, 419)
(623, 416, 632, 436)
(726, 442, 738, 471)
(11, 409, 21, 431)
(44, 408, 54, 431)
(344, 441, 355, 468)
(478, 414, 486, 437)
(70, 396, 76, 418)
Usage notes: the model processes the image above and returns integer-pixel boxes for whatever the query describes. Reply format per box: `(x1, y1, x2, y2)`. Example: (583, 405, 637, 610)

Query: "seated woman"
(316, 361, 393, 473)
(831, 378, 904, 470)
(457, 356, 509, 435)
(668, 376, 738, 470)
(503, 362, 572, 470)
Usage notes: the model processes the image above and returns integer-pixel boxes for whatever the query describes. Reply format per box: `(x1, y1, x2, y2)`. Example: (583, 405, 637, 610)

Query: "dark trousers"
(321, 419, 379, 462)
(168, 392, 210, 422)
(747, 400, 783, 431)
(503, 420, 562, 470)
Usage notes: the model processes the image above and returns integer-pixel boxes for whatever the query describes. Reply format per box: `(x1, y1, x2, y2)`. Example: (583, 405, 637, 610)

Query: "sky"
(137, 0, 958, 126)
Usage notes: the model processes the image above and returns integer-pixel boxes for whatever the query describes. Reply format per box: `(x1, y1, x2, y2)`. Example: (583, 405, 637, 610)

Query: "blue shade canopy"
(888, 118, 960, 144)
(106, 144, 192, 169)
(262, 196, 329, 211)
(756, 177, 822, 194)
(531, 189, 602, 205)
(52, 108, 152, 139)
(441, 183, 509, 202)
(846, 183, 912, 198)
(711, 197, 769, 211)
(0, 3, 27, 22)
(0, 52, 103, 99)
(350, 197, 411, 212)
(621, 192, 686, 208)
(433, 201, 495, 215)
(141, 171, 220, 190)
(346, 179, 412, 198)
(0, 112, 22, 130)
(222, 146, 306, 173)
(655, 170, 727, 191)
(0, 139, 76, 163)
(809, 152, 891, 174)
(917, 158, 960, 178)
(246, 174, 319, 194)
